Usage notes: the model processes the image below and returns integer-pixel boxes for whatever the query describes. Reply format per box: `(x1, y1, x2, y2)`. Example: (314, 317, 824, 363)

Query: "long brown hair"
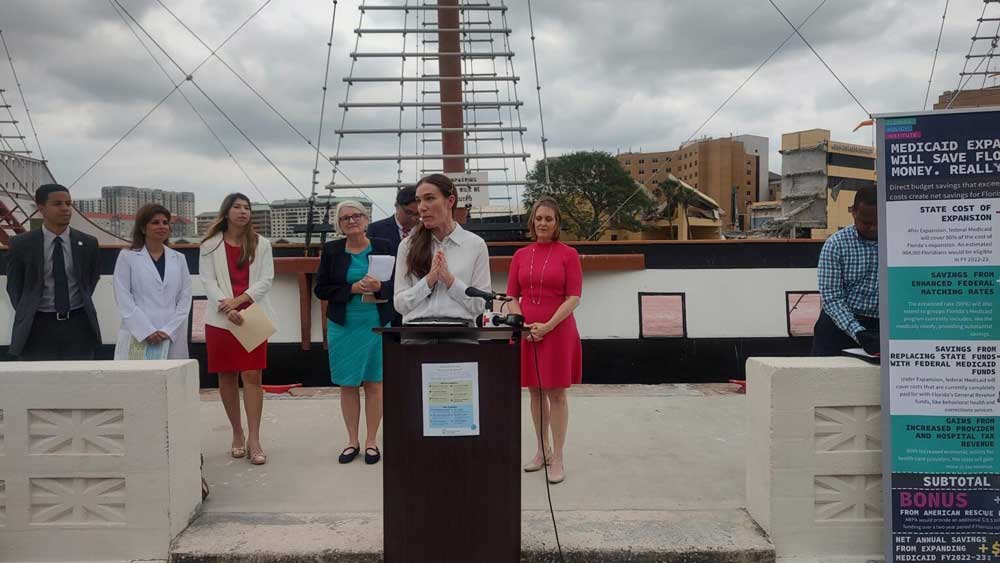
(527, 197, 562, 241)
(131, 203, 172, 250)
(405, 174, 457, 279)
(202, 192, 258, 266)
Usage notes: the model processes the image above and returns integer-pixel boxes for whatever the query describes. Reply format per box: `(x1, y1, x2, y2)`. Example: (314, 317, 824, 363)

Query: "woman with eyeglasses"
(314, 200, 395, 465)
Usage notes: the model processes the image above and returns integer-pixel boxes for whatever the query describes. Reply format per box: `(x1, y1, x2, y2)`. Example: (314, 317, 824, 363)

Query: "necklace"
(527, 243, 554, 305)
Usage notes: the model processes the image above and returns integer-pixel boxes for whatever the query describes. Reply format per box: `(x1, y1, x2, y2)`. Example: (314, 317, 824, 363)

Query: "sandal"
(339, 445, 360, 464)
(230, 442, 247, 459)
(249, 450, 267, 465)
(364, 446, 381, 465)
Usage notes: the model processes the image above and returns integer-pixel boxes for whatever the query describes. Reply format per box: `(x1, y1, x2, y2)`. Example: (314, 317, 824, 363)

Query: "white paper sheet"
(421, 362, 480, 437)
(368, 255, 396, 282)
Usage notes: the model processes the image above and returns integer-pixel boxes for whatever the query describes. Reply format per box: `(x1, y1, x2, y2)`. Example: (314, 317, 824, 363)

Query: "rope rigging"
(0, 29, 44, 160)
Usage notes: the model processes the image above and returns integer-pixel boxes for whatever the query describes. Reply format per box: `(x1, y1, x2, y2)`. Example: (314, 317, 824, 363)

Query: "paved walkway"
(173, 384, 773, 562)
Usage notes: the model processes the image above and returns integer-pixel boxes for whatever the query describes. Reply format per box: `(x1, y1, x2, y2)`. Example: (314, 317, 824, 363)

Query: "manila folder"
(229, 303, 277, 352)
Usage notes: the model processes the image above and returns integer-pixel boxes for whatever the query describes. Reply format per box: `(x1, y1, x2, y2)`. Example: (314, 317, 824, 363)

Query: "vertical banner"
(877, 109, 1000, 563)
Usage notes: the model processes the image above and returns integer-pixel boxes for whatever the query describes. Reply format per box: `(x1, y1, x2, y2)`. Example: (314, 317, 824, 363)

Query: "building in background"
(73, 198, 105, 214)
(269, 196, 372, 239)
(98, 186, 196, 237)
(933, 87, 1000, 110)
(767, 172, 782, 200)
(80, 212, 135, 241)
(764, 129, 875, 239)
(617, 135, 764, 231)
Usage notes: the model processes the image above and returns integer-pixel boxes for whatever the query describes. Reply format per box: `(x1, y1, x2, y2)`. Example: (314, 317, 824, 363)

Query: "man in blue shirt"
(813, 185, 880, 356)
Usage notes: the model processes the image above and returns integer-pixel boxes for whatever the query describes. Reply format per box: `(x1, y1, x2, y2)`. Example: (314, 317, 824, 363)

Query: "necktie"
(401, 226, 410, 238)
(52, 237, 70, 315)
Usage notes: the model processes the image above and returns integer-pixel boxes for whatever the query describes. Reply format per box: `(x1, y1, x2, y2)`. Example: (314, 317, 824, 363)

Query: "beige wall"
(618, 137, 758, 230)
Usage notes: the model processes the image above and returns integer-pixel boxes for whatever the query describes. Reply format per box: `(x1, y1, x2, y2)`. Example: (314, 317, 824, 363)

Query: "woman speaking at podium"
(505, 197, 582, 484)
(393, 174, 491, 325)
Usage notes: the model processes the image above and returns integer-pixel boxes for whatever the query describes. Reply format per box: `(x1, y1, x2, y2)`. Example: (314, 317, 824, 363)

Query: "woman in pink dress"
(506, 197, 582, 484)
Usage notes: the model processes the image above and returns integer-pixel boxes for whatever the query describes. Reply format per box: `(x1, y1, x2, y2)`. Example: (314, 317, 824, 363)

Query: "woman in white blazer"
(113, 204, 193, 360)
(199, 193, 275, 466)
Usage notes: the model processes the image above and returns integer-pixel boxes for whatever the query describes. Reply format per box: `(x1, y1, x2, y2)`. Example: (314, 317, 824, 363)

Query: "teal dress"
(327, 246, 387, 386)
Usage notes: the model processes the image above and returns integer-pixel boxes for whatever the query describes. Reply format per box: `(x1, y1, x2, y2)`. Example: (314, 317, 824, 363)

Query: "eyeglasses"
(339, 213, 366, 224)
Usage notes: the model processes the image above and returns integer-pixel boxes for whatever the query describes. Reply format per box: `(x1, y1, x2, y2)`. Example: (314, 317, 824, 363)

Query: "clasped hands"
(425, 250, 455, 288)
(218, 294, 251, 326)
(145, 330, 171, 344)
(352, 275, 382, 295)
(525, 322, 552, 342)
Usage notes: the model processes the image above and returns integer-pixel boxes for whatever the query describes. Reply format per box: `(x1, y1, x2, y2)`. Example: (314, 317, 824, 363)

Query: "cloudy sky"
(0, 0, 992, 217)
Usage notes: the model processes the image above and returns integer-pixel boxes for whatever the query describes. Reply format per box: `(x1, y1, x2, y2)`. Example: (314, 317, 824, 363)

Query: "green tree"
(525, 151, 653, 240)
(656, 176, 701, 240)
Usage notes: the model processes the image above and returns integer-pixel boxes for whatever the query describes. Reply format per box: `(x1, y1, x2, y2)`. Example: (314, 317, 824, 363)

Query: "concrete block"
(746, 357, 882, 561)
(0, 361, 201, 562)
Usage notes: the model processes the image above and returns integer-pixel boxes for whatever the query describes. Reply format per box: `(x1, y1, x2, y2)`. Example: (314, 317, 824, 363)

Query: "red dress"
(205, 242, 268, 373)
(507, 242, 583, 389)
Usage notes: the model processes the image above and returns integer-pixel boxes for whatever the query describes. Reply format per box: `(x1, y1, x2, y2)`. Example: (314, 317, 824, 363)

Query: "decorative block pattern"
(814, 406, 881, 452)
(746, 358, 883, 560)
(814, 474, 882, 522)
(0, 360, 201, 561)
(28, 409, 125, 455)
(29, 477, 126, 526)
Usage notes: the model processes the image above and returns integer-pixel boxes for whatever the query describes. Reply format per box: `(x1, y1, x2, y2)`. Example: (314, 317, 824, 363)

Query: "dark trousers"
(18, 310, 99, 361)
(811, 310, 878, 356)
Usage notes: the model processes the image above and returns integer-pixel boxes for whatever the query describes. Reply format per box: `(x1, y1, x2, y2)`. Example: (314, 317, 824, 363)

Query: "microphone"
(464, 286, 513, 302)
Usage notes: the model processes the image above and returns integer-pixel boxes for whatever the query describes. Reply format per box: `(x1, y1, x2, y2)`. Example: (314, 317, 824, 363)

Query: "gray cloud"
(0, 0, 991, 216)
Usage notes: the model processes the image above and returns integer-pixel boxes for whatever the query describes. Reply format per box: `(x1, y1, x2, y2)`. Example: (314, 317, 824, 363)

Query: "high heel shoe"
(523, 450, 553, 472)
(546, 461, 565, 484)
(249, 449, 267, 465)
(230, 441, 247, 459)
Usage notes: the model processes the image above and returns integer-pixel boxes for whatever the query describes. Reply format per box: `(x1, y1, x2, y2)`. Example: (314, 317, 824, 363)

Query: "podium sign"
(876, 109, 1000, 563)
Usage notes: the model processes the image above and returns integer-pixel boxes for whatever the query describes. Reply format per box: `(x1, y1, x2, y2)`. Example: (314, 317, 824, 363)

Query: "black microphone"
(464, 286, 513, 302)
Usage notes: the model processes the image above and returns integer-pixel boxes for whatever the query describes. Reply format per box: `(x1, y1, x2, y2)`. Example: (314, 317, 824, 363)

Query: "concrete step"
(169, 509, 774, 563)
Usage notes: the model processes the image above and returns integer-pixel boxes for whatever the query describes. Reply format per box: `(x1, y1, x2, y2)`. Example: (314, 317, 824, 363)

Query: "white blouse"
(393, 224, 491, 324)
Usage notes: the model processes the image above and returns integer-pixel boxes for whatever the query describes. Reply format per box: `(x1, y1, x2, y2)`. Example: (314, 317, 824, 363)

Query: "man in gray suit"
(6, 184, 101, 360)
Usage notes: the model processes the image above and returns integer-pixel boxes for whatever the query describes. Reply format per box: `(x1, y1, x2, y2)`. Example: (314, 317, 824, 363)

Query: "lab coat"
(112, 246, 193, 360)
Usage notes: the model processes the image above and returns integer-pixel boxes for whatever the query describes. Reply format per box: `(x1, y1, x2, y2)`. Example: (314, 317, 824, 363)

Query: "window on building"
(786, 292, 821, 337)
(639, 159, 645, 164)
(639, 293, 687, 338)
(639, 169, 645, 175)
(652, 169, 658, 174)
(624, 160, 631, 165)
(652, 158, 659, 163)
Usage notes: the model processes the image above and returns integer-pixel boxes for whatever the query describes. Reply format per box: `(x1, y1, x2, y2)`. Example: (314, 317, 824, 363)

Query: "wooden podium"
(377, 326, 522, 563)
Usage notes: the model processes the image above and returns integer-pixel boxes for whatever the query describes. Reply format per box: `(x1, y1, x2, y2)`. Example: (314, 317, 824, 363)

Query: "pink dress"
(507, 242, 583, 389)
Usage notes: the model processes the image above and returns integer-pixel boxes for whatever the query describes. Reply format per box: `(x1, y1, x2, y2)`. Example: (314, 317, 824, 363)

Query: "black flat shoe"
(364, 446, 381, 465)
(339, 445, 360, 464)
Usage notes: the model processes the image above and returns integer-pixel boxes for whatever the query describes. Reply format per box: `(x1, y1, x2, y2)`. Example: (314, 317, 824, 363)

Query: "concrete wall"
(0, 360, 201, 562)
(746, 357, 883, 563)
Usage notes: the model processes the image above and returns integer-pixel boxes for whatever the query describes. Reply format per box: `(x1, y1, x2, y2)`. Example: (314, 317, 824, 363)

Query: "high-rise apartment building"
(269, 196, 372, 239)
(73, 198, 105, 214)
(618, 136, 764, 230)
(99, 186, 196, 237)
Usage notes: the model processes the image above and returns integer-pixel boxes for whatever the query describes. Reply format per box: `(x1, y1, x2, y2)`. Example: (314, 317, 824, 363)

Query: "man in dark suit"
(367, 186, 417, 325)
(6, 184, 102, 360)
(367, 186, 418, 254)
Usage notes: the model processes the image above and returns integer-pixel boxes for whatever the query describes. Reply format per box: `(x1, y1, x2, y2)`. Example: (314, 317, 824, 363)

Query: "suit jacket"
(367, 216, 402, 254)
(314, 237, 395, 328)
(5, 227, 101, 357)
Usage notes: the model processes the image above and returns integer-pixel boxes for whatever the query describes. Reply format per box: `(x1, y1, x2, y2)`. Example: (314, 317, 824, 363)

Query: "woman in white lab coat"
(113, 203, 193, 360)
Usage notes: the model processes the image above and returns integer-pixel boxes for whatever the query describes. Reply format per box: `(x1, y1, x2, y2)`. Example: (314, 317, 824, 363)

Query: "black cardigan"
(314, 237, 396, 327)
